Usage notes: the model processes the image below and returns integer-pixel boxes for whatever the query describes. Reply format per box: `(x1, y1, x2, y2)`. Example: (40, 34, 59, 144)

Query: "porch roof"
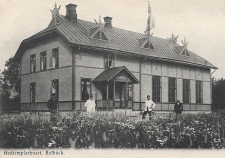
(92, 66, 139, 83)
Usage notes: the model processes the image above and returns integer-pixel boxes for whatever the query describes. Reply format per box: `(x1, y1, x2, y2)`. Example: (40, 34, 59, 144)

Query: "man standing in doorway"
(84, 94, 96, 114)
(142, 95, 156, 120)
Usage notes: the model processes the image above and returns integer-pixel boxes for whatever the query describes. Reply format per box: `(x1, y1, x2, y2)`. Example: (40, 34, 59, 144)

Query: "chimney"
(104, 16, 112, 28)
(65, 4, 77, 23)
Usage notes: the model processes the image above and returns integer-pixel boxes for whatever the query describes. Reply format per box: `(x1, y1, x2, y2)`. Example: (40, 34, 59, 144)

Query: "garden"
(0, 110, 225, 149)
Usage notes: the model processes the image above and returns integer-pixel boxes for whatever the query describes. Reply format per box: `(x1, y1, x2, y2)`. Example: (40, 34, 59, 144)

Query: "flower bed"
(0, 111, 225, 149)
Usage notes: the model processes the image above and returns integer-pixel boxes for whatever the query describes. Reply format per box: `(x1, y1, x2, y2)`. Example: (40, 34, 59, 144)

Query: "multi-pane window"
(51, 48, 59, 68)
(128, 83, 133, 100)
(81, 78, 91, 100)
(51, 79, 59, 101)
(152, 76, 161, 102)
(105, 56, 112, 68)
(196, 80, 203, 103)
(183, 79, 190, 103)
(168, 77, 177, 102)
(30, 54, 36, 73)
(40, 51, 46, 71)
(30, 83, 35, 102)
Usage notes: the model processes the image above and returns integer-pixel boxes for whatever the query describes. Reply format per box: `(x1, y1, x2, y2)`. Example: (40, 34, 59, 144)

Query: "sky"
(0, 0, 225, 79)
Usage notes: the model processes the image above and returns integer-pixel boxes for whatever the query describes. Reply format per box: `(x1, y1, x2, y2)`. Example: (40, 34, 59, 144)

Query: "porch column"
(125, 82, 128, 116)
(106, 82, 109, 111)
(113, 81, 115, 107)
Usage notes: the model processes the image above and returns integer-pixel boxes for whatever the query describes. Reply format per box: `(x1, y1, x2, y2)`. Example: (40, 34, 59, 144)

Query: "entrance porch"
(92, 66, 139, 110)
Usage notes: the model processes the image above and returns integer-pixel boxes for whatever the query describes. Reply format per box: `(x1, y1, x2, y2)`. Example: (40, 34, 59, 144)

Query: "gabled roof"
(92, 66, 139, 83)
(14, 14, 217, 69)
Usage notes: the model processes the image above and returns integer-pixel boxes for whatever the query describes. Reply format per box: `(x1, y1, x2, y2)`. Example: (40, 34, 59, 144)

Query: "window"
(152, 76, 161, 102)
(51, 48, 59, 68)
(196, 80, 203, 103)
(30, 54, 36, 73)
(168, 78, 177, 102)
(105, 55, 112, 68)
(81, 78, 91, 100)
(128, 83, 133, 100)
(51, 79, 59, 101)
(30, 83, 35, 102)
(40, 51, 46, 71)
(183, 79, 190, 103)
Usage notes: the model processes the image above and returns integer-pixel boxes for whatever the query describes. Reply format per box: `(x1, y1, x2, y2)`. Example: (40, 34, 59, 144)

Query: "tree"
(0, 57, 21, 112)
(212, 77, 225, 110)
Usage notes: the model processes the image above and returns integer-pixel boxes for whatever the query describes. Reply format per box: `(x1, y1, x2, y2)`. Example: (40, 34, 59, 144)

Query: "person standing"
(142, 95, 156, 120)
(47, 95, 58, 124)
(173, 99, 183, 120)
(84, 94, 96, 113)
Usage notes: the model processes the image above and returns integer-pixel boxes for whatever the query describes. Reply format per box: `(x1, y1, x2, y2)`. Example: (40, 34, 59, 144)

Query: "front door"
(115, 82, 132, 108)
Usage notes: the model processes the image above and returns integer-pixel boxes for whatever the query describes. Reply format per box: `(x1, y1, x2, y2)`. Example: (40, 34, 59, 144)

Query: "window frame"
(81, 78, 92, 101)
(127, 83, 133, 101)
(152, 76, 161, 103)
(30, 54, 36, 73)
(168, 77, 177, 103)
(30, 82, 35, 103)
(104, 55, 113, 69)
(196, 80, 203, 104)
(51, 48, 59, 69)
(183, 79, 190, 103)
(51, 79, 59, 101)
(40, 51, 46, 71)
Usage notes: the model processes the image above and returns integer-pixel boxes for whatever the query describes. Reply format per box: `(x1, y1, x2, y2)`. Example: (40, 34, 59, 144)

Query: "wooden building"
(14, 3, 217, 111)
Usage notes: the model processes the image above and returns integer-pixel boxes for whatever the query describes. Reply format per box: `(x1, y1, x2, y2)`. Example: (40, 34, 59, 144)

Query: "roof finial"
(49, 3, 61, 26)
(181, 37, 188, 47)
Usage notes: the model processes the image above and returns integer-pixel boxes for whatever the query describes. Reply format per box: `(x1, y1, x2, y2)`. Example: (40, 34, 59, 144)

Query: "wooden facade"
(15, 3, 217, 111)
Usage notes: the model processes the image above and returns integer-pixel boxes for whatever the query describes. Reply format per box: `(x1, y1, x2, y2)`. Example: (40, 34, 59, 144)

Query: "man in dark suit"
(174, 99, 183, 120)
(47, 95, 58, 124)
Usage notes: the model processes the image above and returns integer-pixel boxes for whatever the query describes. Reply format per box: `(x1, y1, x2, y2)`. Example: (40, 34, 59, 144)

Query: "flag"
(145, 1, 155, 35)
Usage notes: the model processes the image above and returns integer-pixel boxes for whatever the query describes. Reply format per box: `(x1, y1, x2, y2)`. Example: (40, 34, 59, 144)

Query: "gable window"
(51, 79, 59, 101)
(51, 48, 59, 68)
(40, 51, 46, 71)
(196, 80, 203, 103)
(183, 79, 190, 103)
(105, 55, 113, 68)
(168, 77, 177, 102)
(30, 54, 36, 73)
(152, 76, 161, 102)
(81, 78, 91, 100)
(30, 82, 35, 102)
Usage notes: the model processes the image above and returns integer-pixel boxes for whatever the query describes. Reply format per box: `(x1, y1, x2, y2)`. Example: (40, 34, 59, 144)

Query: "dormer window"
(90, 27, 109, 41)
(143, 41, 154, 49)
(181, 49, 190, 56)
(138, 36, 154, 49)
(180, 37, 190, 57)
